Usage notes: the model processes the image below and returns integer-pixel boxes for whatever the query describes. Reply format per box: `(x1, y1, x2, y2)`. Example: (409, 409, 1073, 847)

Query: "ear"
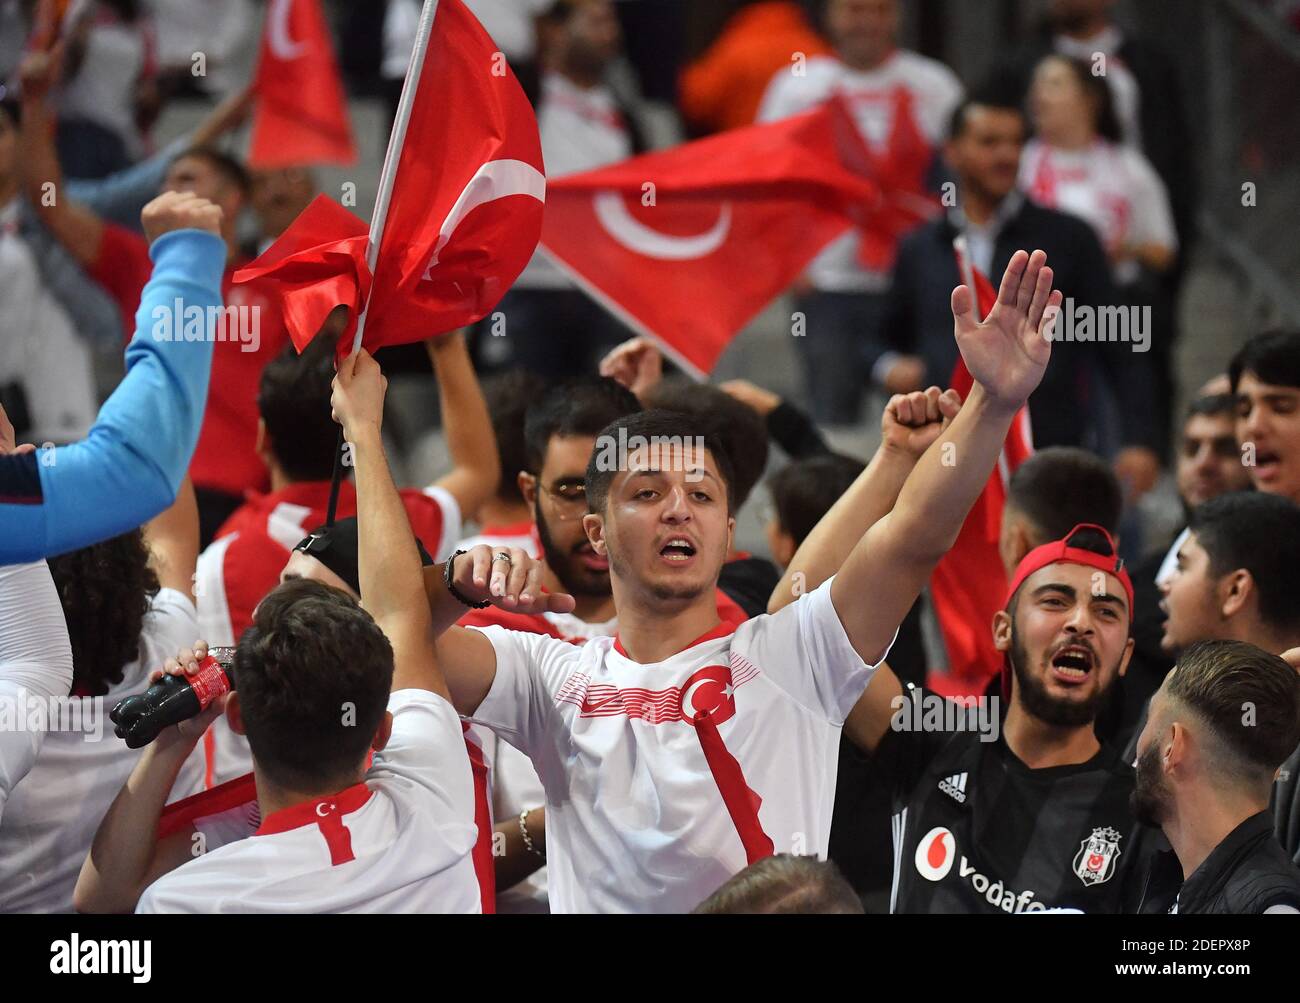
(1220, 569, 1253, 620)
(225, 691, 246, 736)
(771, 530, 797, 570)
(1117, 635, 1135, 678)
(371, 710, 393, 753)
(992, 609, 1013, 653)
(1000, 519, 1028, 576)
(582, 512, 606, 555)
(1166, 720, 1189, 773)
(517, 471, 538, 507)
(726, 514, 736, 553)
(254, 418, 268, 460)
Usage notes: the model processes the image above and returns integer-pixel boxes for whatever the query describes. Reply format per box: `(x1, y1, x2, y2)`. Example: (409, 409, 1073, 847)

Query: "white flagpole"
(349, 0, 441, 355)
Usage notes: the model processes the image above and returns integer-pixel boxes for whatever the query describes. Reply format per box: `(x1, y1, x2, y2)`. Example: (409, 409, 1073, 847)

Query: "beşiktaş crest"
(1073, 826, 1122, 886)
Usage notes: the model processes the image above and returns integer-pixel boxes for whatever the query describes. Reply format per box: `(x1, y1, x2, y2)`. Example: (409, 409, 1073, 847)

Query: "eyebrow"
(1031, 582, 1127, 611)
(625, 467, 722, 488)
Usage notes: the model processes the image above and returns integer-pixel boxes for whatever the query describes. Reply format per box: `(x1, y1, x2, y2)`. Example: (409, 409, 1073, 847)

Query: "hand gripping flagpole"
(326, 0, 441, 525)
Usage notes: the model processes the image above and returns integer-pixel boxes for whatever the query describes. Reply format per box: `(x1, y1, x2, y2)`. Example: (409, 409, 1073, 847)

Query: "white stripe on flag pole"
(952, 233, 982, 322)
(350, 0, 442, 355)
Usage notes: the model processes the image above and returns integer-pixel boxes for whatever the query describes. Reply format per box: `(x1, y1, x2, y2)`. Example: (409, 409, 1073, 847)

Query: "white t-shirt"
(0, 588, 206, 912)
(0, 562, 74, 830)
(757, 51, 963, 292)
(467, 578, 890, 913)
(1018, 138, 1177, 286)
(136, 690, 480, 913)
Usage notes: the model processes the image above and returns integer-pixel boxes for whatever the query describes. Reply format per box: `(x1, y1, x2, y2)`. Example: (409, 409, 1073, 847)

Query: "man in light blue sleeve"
(0, 190, 226, 562)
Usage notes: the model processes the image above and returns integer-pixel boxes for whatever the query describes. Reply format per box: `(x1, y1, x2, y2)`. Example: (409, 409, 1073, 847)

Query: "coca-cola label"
(190, 656, 233, 709)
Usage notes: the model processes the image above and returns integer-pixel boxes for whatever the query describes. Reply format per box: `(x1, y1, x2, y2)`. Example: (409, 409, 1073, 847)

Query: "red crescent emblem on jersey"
(678, 665, 736, 727)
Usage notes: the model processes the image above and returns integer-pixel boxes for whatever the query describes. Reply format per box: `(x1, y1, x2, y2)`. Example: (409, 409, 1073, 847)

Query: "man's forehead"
(1184, 412, 1233, 437)
(1025, 560, 1126, 599)
(543, 434, 597, 476)
(1238, 373, 1300, 398)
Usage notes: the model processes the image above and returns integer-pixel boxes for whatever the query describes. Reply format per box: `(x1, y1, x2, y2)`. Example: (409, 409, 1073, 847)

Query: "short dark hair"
(767, 453, 865, 546)
(1006, 447, 1122, 544)
(523, 376, 641, 473)
(1228, 331, 1300, 394)
(1186, 393, 1237, 422)
(257, 332, 340, 482)
(172, 145, 251, 196)
(46, 531, 161, 697)
(234, 578, 393, 791)
(483, 370, 550, 504)
(1168, 639, 1300, 788)
(646, 382, 768, 509)
(585, 409, 737, 514)
(1188, 491, 1300, 634)
(693, 854, 864, 914)
(947, 92, 1025, 142)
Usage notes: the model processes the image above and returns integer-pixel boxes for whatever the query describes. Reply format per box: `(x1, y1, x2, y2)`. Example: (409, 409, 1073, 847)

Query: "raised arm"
(75, 688, 225, 913)
(425, 331, 500, 526)
(768, 386, 961, 614)
(17, 46, 107, 268)
(829, 249, 1058, 665)
(0, 192, 224, 563)
(332, 349, 448, 699)
(143, 476, 200, 597)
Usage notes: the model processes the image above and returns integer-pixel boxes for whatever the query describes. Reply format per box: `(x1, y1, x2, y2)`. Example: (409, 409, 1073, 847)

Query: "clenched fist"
(141, 191, 224, 246)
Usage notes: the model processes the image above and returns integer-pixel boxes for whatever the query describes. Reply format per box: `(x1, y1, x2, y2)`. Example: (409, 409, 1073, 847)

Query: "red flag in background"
(248, 0, 356, 168)
(234, 0, 545, 352)
(926, 239, 1034, 699)
(539, 97, 915, 376)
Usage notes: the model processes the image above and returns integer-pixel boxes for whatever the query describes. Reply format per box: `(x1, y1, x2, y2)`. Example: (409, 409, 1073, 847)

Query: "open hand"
(952, 249, 1059, 411)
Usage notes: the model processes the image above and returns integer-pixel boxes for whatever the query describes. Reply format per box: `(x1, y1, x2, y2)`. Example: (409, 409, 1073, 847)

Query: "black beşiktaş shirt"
(1169, 811, 1300, 914)
(878, 689, 1158, 914)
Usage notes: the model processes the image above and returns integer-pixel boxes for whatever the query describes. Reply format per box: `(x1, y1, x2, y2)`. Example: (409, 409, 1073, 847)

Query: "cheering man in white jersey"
(419, 250, 1063, 912)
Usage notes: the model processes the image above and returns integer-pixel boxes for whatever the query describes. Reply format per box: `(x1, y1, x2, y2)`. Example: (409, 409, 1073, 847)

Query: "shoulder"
(894, 50, 963, 92)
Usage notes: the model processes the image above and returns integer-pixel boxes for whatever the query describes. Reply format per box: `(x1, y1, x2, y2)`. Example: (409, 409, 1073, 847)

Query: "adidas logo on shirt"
(939, 772, 968, 804)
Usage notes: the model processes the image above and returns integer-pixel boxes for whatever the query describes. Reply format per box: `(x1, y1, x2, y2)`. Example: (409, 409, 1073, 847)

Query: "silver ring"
(492, 552, 513, 565)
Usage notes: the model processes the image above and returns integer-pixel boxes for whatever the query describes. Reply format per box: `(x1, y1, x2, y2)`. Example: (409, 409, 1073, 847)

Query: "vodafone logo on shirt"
(915, 826, 957, 880)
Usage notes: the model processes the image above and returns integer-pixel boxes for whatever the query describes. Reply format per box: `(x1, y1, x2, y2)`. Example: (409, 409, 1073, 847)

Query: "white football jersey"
(468, 578, 889, 913)
(757, 50, 963, 290)
(0, 589, 205, 912)
(137, 690, 480, 914)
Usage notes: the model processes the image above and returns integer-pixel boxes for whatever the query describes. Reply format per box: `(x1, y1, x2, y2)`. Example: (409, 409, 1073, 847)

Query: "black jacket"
(881, 198, 1157, 451)
(1273, 744, 1300, 866)
(1152, 812, 1300, 914)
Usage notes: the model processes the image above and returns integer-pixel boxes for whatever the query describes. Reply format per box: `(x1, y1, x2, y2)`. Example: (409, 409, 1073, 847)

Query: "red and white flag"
(927, 238, 1034, 698)
(539, 97, 913, 376)
(248, 0, 357, 169)
(234, 0, 545, 352)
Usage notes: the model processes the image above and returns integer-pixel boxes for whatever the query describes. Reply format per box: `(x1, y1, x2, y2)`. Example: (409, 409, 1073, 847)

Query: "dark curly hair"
(46, 531, 161, 697)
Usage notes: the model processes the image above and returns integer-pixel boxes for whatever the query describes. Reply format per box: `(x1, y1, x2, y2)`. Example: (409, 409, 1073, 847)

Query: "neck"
(1046, 123, 1096, 151)
(1061, 18, 1110, 42)
(841, 48, 890, 73)
(959, 185, 1004, 226)
(254, 764, 365, 822)
(1002, 700, 1100, 768)
(555, 60, 603, 90)
(477, 498, 532, 530)
(1238, 623, 1300, 657)
(267, 461, 295, 493)
(613, 585, 721, 663)
(547, 564, 616, 623)
(1163, 788, 1267, 880)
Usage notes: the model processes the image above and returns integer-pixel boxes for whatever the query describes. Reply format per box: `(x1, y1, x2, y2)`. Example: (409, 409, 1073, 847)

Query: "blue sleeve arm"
(0, 229, 225, 563)
(64, 138, 187, 233)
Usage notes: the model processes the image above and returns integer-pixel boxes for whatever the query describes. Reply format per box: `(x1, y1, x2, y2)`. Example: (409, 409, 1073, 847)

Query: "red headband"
(1000, 524, 1134, 700)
